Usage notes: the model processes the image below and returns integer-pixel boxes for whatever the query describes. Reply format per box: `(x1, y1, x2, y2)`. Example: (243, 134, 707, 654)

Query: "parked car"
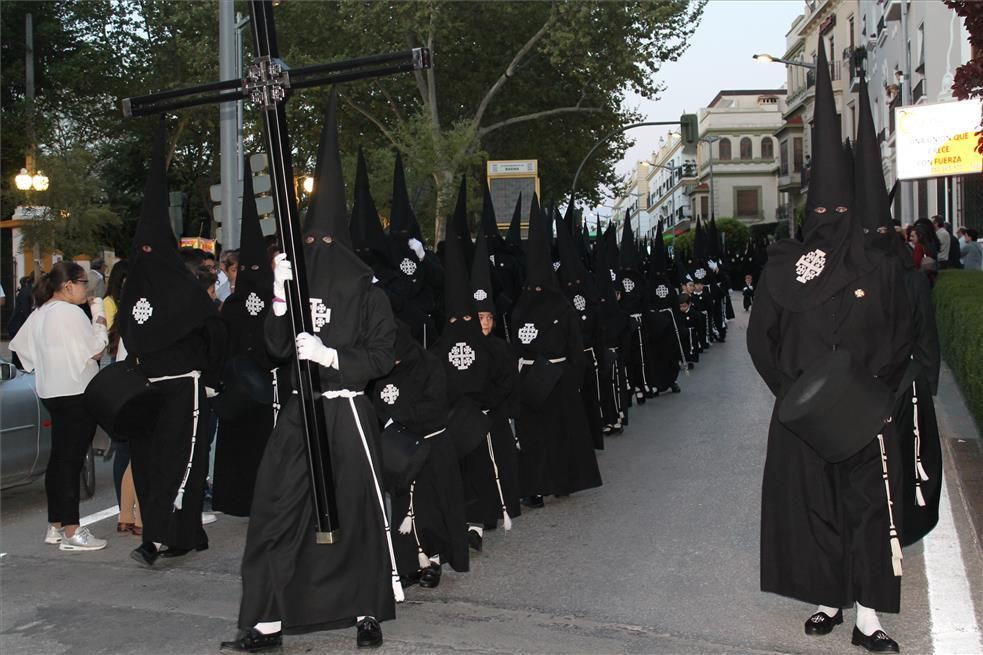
(0, 357, 95, 497)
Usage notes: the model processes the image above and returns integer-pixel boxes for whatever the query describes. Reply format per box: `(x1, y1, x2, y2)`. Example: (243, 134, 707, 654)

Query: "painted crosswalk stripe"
(924, 479, 982, 655)
(79, 505, 120, 527)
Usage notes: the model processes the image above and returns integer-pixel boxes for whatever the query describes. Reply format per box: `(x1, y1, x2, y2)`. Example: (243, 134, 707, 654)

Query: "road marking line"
(79, 505, 120, 527)
(924, 478, 982, 655)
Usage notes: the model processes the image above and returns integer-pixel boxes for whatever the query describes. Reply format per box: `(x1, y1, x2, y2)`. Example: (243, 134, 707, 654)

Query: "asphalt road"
(2, 304, 981, 654)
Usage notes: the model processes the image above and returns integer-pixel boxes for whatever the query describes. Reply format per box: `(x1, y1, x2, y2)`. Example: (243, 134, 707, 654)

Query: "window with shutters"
(779, 139, 789, 175)
(793, 137, 804, 172)
(762, 137, 774, 160)
(740, 137, 753, 160)
(735, 187, 761, 218)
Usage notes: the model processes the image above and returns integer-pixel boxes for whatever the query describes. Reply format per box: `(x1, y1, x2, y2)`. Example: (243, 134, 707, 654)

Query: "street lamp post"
(697, 136, 720, 220)
(752, 53, 817, 70)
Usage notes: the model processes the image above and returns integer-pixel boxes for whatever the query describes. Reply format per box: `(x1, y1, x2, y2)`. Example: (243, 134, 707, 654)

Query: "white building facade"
(640, 132, 697, 238)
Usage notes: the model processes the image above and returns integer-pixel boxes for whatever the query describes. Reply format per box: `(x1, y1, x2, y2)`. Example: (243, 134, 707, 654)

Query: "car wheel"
(80, 445, 96, 499)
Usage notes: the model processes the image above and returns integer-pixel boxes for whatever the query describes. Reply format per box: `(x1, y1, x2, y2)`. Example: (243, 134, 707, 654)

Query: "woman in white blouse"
(10, 261, 109, 551)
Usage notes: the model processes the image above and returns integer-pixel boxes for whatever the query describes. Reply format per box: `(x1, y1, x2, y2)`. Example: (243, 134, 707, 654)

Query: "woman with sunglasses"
(10, 260, 109, 551)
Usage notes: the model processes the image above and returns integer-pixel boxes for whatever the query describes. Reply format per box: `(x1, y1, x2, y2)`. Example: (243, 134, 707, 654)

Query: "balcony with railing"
(912, 78, 925, 104)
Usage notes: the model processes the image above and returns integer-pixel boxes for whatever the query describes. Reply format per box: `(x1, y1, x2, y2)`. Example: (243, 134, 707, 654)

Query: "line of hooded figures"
(80, 91, 747, 651)
(85, 52, 944, 652)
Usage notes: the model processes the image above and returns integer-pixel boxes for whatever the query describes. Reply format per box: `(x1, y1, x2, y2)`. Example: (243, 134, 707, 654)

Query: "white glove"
(296, 332, 339, 370)
(385, 417, 394, 428)
(89, 296, 105, 322)
(205, 386, 218, 398)
(273, 253, 293, 316)
(408, 238, 425, 261)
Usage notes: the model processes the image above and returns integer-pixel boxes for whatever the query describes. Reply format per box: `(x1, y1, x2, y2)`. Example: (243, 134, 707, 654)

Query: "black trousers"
(40, 394, 97, 526)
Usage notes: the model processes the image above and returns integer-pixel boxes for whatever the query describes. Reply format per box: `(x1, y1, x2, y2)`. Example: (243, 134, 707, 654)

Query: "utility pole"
(218, 0, 239, 248)
(900, 0, 914, 223)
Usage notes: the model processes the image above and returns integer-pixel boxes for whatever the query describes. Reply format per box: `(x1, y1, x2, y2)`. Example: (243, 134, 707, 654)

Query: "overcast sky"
(593, 0, 806, 216)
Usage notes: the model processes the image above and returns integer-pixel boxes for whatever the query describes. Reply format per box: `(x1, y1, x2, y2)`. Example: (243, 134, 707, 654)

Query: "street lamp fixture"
(302, 176, 314, 194)
(752, 53, 816, 70)
(15, 167, 48, 192)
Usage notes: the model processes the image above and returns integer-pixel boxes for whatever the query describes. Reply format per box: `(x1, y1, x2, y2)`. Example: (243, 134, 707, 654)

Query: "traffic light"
(680, 113, 698, 146)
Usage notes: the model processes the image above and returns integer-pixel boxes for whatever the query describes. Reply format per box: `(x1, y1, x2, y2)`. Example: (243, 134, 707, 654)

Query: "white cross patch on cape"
(309, 297, 331, 332)
(622, 278, 635, 293)
(132, 298, 154, 325)
(245, 292, 265, 316)
(518, 322, 539, 344)
(795, 249, 827, 283)
(695, 268, 707, 280)
(474, 288, 488, 301)
(573, 294, 586, 311)
(655, 284, 669, 299)
(448, 342, 476, 370)
(489, 254, 496, 266)
(610, 269, 616, 282)
(380, 383, 400, 405)
(399, 257, 417, 276)
(552, 261, 561, 272)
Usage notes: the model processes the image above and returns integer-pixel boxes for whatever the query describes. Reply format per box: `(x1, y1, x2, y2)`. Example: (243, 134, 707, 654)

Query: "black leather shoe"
(419, 563, 442, 589)
(520, 495, 544, 509)
(130, 542, 158, 568)
(159, 541, 209, 558)
(468, 529, 483, 552)
(220, 628, 282, 652)
(804, 609, 843, 635)
(356, 617, 383, 648)
(851, 626, 899, 653)
(670, 383, 681, 393)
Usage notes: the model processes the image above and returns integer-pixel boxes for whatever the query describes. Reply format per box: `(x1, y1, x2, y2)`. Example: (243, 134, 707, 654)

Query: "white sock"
(357, 615, 375, 623)
(816, 605, 839, 618)
(429, 554, 440, 565)
(855, 603, 883, 636)
(468, 525, 483, 537)
(253, 621, 281, 635)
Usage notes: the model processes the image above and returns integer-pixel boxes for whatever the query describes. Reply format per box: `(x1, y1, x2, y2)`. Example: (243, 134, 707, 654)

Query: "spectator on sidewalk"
(87, 258, 107, 299)
(960, 228, 982, 271)
(9, 261, 109, 552)
(933, 216, 951, 270)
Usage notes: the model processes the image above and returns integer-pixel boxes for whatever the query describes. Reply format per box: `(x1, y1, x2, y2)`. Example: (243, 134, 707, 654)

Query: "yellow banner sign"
(896, 99, 982, 180)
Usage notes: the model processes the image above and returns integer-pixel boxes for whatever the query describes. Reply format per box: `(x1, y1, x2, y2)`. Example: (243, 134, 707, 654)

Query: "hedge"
(933, 270, 983, 430)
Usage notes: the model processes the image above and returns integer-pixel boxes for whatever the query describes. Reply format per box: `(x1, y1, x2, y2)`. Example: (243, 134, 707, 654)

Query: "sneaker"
(44, 525, 65, 544)
(59, 527, 108, 551)
(201, 512, 218, 525)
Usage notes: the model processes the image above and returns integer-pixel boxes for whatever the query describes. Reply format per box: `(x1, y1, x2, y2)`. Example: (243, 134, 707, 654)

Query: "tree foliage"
(2, 0, 705, 254)
(943, 1, 983, 156)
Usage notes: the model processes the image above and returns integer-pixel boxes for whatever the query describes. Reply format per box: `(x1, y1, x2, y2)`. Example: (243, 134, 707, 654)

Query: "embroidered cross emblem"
(473, 288, 488, 301)
(489, 254, 496, 266)
(573, 294, 586, 311)
(309, 297, 331, 332)
(380, 383, 399, 405)
(448, 342, 476, 370)
(518, 322, 538, 344)
(655, 284, 669, 299)
(399, 257, 417, 276)
(132, 298, 154, 325)
(622, 278, 635, 293)
(552, 261, 561, 272)
(245, 292, 265, 316)
(795, 249, 827, 284)
(610, 270, 616, 282)
(695, 268, 706, 280)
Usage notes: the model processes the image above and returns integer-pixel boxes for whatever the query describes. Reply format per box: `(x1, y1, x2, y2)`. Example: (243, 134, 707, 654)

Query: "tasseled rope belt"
(584, 346, 602, 402)
(628, 313, 650, 390)
(146, 370, 201, 512)
(271, 368, 280, 425)
(911, 379, 929, 507)
(396, 427, 452, 569)
(517, 357, 567, 370)
(290, 388, 405, 602)
(875, 420, 903, 577)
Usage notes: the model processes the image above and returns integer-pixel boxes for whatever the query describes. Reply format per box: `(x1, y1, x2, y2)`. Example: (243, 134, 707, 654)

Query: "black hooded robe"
(748, 258, 913, 612)
(511, 290, 602, 497)
(370, 344, 468, 577)
(237, 284, 399, 632)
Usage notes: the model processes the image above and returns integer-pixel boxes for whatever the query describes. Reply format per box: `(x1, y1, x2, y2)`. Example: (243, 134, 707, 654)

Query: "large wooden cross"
(122, 0, 431, 545)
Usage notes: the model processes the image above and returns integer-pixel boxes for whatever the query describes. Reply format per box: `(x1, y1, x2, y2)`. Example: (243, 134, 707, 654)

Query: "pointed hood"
(470, 224, 496, 314)
(479, 181, 504, 251)
(619, 210, 641, 271)
(451, 176, 474, 267)
(506, 192, 524, 246)
(707, 216, 721, 261)
(523, 193, 555, 288)
(235, 153, 275, 304)
(389, 151, 423, 241)
(763, 39, 873, 312)
(555, 208, 587, 287)
(843, 138, 856, 197)
(119, 118, 216, 356)
(650, 220, 668, 275)
(351, 146, 393, 272)
(856, 76, 902, 260)
(443, 189, 476, 321)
